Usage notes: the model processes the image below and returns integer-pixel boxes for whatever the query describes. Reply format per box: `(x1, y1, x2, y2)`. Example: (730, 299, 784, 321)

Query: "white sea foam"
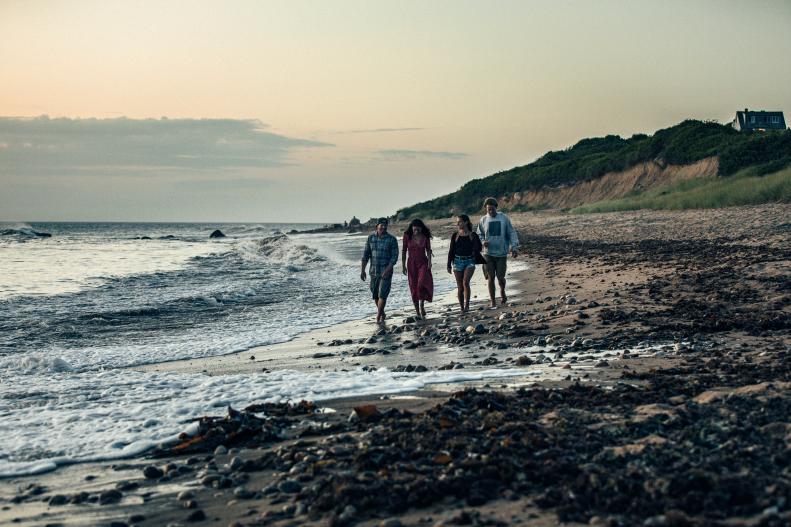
(0, 367, 539, 477)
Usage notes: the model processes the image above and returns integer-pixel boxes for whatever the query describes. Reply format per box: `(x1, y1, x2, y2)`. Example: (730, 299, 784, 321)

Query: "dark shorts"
(370, 273, 392, 301)
(483, 255, 507, 280)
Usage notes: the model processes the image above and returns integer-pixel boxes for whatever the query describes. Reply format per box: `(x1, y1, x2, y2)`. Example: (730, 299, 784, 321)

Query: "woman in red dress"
(401, 219, 434, 319)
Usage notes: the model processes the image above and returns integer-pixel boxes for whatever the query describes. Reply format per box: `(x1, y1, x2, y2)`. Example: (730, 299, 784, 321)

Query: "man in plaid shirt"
(361, 217, 399, 323)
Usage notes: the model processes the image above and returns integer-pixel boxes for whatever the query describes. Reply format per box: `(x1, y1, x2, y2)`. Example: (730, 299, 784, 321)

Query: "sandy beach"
(1, 205, 788, 527)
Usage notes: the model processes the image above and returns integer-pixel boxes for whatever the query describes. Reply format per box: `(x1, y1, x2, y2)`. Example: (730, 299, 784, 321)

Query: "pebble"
(99, 489, 123, 505)
(48, 495, 68, 506)
(214, 445, 228, 455)
(186, 509, 206, 522)
(142, 465, 164, 479)
(200, 475, 221, 486)
(177, 490, 195, 501)
(278, 479, 302, 493)
(228, 456, 244, 471)
(115, 481, 139, 491)
(233, 487, 255, 499)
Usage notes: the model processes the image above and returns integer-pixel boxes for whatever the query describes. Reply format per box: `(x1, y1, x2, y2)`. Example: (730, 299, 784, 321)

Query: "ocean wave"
(0, 367, 539, 477)
(233, 234, 327, 266)
(0, 226, 51, 238)
(0, 353, 74, 374)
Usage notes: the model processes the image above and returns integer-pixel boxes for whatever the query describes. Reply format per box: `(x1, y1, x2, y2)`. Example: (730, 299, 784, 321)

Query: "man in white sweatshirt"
(476, 197, 519, 307)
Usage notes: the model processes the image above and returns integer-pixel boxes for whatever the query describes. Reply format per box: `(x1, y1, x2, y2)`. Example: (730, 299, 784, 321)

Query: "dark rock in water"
(209, 229, 226, 239)
(48, 494, 68, 506)
(139, 236, 152, 240)
(186, 509, 206, 522)
(99, 489, 123, 505)
(142, 465, 164, 479)
(159, 235, 176, 240)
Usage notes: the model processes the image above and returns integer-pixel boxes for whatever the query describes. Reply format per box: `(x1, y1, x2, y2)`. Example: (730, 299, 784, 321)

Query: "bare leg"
(453, 270, 465, 311)
(499, 278, 507, 305)
(413, 300, 421, 319)
(377, 298, 387, 322)
(375, 300, 382, 323)
(487, 275, 496, 308)
(420, 300, 426, 318)
(463, 266, 475, 312)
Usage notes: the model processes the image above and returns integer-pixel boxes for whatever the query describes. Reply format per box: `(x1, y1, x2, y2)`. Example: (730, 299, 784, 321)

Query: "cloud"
(335, 127, 427, 134)
(0, 116, 332, 175)
(376, 149, 468, 160)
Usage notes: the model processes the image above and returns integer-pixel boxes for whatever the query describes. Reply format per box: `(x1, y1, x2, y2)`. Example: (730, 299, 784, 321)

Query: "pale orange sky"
(1, 0, 790, 222)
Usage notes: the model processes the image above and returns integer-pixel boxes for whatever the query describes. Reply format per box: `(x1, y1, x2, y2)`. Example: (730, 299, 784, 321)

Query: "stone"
(465, 324, 485, 335)
(515, 355, 533, 366)
(277, 479, 302, 494)
(200, 475, 221, 486)
(99, 489, 123, 505)
(233, 487, 255, 500)
(228, 456, 244, 471)
(209, 229, 225, 239)
(115, 481, 139, 491)
(214, 445, 228, 455)
(186, 509, 206, 522)
(177, 490, 195, 501)
(48, 495, 68, 506)
(142, 465, 164, 479)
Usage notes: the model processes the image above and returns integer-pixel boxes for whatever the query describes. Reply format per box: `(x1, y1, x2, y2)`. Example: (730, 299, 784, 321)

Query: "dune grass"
(570, 166, 791, 214)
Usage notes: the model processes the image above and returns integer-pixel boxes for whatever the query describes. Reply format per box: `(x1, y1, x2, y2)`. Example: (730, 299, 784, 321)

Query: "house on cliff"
(732, 109, 786, 132)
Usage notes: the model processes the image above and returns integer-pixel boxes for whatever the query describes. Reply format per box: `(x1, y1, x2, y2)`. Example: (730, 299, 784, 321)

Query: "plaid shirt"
(361, 232, 399, 273)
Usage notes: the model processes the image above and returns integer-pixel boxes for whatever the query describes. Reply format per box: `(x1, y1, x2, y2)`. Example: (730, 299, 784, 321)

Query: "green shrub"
(397, 120, 791, 219)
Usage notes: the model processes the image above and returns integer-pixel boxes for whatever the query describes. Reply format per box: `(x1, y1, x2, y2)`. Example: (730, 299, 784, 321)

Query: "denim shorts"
(453, 255, 476, 273)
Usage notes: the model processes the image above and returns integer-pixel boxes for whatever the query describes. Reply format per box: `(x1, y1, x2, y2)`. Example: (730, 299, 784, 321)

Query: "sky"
(1, 0, 790, 223)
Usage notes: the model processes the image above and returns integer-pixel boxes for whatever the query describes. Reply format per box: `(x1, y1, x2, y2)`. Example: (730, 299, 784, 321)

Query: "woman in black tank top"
(447, 214, 482, 312)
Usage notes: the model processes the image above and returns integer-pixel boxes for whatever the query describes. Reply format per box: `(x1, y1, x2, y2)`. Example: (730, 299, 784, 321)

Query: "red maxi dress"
(403, 234, 434, 302)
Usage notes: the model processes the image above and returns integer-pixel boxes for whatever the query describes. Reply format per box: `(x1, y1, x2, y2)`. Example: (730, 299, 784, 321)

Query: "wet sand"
(1, 205, 788, 527)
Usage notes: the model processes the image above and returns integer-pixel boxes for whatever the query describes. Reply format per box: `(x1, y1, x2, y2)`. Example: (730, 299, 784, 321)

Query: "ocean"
(0, 222, 533, 477)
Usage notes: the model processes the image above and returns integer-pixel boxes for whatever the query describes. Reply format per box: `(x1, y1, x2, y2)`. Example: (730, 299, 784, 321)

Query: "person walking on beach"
(401, 219, 434, 319)
(361, 218, 399, 323)
(447, 214, 483, 313)
(477, 197, 519, 308)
